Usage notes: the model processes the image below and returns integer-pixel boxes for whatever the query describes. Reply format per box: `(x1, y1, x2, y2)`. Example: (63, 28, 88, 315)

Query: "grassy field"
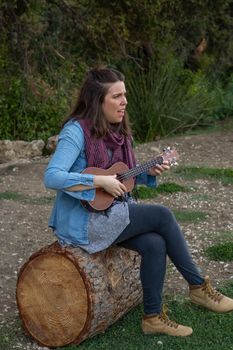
(0, 190, 54, 204)
(174, 166, 233, 185)
(1, 287, 232, 350)
(62, 283, 233, 350)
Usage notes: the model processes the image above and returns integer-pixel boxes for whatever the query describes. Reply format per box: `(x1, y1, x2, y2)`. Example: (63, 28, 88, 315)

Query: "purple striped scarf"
(78, 119, 136, 170)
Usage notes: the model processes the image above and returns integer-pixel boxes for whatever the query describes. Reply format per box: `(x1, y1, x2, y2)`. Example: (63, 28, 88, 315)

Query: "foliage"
(211, 76, 233, 120)
(0, 75, 68, 140)
(124, 56, 217, 141)
(206, 242, 233, 261)
(0, 0, 233, 141)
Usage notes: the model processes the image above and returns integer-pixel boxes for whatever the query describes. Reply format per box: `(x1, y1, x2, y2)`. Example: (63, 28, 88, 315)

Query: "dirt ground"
(0, 130, 233, 349)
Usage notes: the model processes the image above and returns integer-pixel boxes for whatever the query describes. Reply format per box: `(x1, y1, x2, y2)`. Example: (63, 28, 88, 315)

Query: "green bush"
(212, 76, 233, 119)
(0, 57, 88, 141)
(0, 76, 68, 141)
(1, 1, 233, 141)
(124, 56, 216, 141)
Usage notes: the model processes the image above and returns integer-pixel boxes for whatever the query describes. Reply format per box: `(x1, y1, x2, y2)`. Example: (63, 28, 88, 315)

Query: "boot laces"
(158, 305, 178, 329)
(202, 277, 223, 302)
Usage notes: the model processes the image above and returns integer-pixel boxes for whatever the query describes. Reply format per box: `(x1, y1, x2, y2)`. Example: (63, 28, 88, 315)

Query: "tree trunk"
(16, 241, 142, 348)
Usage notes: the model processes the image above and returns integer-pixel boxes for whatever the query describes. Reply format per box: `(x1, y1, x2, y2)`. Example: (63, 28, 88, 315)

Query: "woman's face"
(102, 81, 127, 124)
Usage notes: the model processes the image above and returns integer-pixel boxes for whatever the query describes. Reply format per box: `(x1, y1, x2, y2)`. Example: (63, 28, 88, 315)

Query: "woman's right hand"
(94, 175, 127, 198)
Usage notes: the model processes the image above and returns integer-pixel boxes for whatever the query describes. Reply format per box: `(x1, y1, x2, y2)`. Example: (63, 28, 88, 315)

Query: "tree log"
(16, 241, 142, 348)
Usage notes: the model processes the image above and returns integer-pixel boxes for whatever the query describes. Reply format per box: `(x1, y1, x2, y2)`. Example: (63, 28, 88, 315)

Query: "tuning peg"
(169, 158, 178, 166)
(163, 146, 171, 153)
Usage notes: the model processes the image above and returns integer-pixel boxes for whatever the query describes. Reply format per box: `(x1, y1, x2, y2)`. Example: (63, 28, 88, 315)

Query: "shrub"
(0, 76, 68, 141)
(212, 75, 233, 119)
(0, 58, 88, 141)
(124, 56, 215, 142)
(1, 1, 233, 142)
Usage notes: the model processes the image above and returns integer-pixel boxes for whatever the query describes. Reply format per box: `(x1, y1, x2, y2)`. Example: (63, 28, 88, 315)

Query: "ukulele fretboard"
(117, 156, 164, 181)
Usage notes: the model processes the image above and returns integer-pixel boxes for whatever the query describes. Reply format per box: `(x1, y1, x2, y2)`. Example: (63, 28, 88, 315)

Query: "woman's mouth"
(118, 109, 125, 116)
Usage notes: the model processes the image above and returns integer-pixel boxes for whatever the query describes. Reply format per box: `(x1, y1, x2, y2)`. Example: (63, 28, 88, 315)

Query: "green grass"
(0, 324, 20, 350)
(0, 191, 54, 204)
(206, 242, 233, 261)
(29, 196, 55, 205)
(2, 285, 233, 349)
(175, 166, 233, 184)
(136, 182, 188, 199)
(173, 209, 208, 222)
(59, 283, 233, 350)
(215, 230, 233, 243)
(0, 191, 27, 201)
(190, 194, 212, 201)
(205, 230, 233, 245)
(0, 328, 10, 347)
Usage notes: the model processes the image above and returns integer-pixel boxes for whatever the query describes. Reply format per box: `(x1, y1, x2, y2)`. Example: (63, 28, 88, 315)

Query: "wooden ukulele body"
(81, 148, 179, 211)
(82, 162, 135, 211)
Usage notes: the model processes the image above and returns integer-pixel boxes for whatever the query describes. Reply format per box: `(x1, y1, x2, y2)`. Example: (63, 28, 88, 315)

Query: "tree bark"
(16, 241, 142, 348)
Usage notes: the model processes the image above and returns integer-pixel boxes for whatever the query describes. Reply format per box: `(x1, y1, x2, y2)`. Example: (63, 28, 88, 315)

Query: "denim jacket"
(44, 120, 157, 246)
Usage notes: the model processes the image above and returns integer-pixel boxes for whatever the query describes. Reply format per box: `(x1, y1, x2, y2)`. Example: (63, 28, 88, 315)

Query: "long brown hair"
(63, 67, 132, 138)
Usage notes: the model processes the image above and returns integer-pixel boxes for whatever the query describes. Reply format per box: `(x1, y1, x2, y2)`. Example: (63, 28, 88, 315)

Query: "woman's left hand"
(148, 160, 170, 176)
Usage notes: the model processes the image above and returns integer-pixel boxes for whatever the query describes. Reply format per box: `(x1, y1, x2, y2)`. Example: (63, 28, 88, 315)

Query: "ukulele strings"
(117, 156, 164, 181)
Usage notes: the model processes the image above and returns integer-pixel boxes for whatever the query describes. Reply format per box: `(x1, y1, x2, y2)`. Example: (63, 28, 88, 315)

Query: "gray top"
(79, 199, 133, 254)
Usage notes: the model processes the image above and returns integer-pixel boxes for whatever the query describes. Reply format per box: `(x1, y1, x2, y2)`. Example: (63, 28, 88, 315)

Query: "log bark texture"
(16, 241, 142, 348)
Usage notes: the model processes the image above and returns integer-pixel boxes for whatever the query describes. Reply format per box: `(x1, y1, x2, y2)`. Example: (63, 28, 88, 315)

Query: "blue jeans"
(114, 203, 204, 314)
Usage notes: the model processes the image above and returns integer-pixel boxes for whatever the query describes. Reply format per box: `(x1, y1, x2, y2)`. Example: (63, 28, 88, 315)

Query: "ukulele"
(81, 147, 179, 211)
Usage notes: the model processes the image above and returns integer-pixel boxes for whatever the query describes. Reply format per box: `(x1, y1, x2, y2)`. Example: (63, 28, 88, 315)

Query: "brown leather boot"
(189, 276, 233, 313)
(141, 307, 193, 337)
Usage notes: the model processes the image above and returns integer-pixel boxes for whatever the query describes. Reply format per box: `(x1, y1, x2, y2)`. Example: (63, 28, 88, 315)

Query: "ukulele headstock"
(162, 147, 179, 167)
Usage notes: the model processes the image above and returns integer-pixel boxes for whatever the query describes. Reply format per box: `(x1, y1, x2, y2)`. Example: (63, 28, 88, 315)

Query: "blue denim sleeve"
(44, 122, 95, 201)
(136, 173, 157, 187)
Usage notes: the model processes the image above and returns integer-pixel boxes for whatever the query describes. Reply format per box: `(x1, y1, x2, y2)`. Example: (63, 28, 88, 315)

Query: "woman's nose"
(121, 96, 127, 105)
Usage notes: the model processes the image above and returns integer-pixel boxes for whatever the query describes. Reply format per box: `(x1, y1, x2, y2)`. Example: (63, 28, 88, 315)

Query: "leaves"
(0, 0, 233, 141)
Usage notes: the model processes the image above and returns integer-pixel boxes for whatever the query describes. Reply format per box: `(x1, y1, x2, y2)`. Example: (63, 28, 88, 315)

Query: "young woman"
(44, 67, 233, 337)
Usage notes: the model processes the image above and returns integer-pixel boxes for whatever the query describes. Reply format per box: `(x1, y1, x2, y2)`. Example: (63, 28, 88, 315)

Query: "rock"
(0, 140, 45, 163)
(150, 146, 160, 153)
(46, 135, 58, 153)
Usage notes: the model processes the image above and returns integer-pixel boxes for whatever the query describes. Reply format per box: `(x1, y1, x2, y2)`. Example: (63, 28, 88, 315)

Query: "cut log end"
(16, 242, 142, 348)
(17, 252, 89, 347)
